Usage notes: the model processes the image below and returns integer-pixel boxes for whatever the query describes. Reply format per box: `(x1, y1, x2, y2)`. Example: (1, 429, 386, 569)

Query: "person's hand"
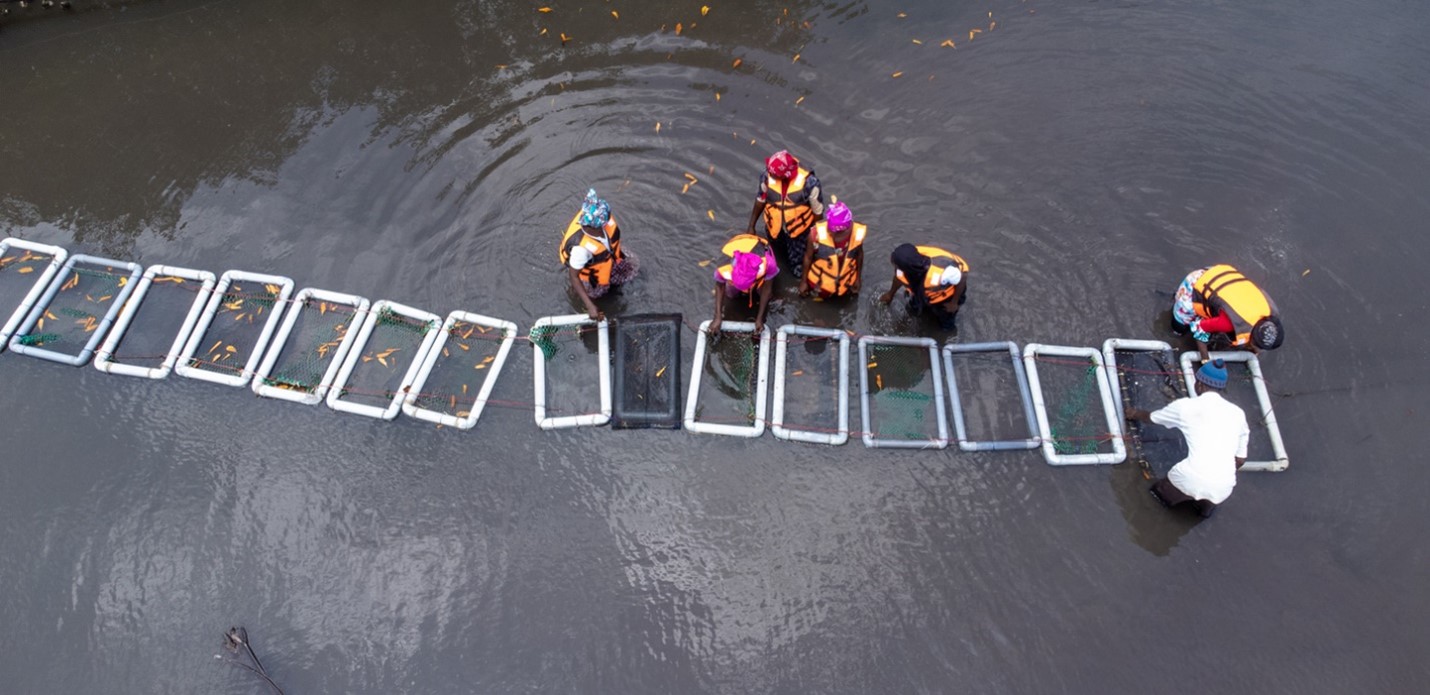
(878, 290, 894, 305)
(798, 285, 812, 298)
(709, 318, 722, 335)
(753, 318, 764, 335)
(587, 307, 604, 322)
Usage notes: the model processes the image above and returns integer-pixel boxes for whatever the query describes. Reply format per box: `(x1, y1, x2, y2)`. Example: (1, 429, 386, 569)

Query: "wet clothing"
(1149, 391, 1249, 505)
(1174, 265, 1277, 347)
(586, 253, 639, 299)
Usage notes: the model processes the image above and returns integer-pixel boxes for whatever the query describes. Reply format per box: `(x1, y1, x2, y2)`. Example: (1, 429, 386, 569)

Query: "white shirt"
(1150, 391, 1250, 504)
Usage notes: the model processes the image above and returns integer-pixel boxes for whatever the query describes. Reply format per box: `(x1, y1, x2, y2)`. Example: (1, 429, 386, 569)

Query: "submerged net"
(692, 328, 761, 427)
(612, 315, 681, 429)
(947, 350, 1034, 443)
(104, 275, 203, 367)
(0, 249, 57, 329)
(533, 321, 605, 420)
(408, 318, 510, 418)
(187, 281, 285, 376)
(1034, 354, 1117, 456)
(1216, 362, 1279, 462)
(15, 263, 127, 353)
(260, 297, 356, 392)
(778, 334, 843, 434)
(864, 343, 941, 442)
(1114, 349, 1188, 477)
(332, 307, 434, 406)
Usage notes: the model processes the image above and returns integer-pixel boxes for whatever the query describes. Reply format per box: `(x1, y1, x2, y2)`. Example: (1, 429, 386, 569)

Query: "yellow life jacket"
(716, 234, 772, 293)
(805, 221, 867, 297)
(1192, 264, 1274, 347)
(761, 167, 817, 240)
(895, 246, 968, 305)
(558, 212, 622, 286)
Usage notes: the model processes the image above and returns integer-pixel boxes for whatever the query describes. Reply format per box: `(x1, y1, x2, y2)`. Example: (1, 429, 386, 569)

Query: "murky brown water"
(2, 0, 1428, 692)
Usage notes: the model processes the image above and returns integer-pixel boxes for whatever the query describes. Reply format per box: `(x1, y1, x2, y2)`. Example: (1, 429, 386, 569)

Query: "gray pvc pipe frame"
(6, 254, 143, 366)
(0, 238, 69, 352)
(858, 335, 950, 450)
(941, 341, 1041, 452)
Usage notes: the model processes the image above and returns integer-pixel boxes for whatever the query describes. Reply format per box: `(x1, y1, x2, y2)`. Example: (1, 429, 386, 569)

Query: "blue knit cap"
(1196, 359, 1228, 389)
(578, 188, 610, 228)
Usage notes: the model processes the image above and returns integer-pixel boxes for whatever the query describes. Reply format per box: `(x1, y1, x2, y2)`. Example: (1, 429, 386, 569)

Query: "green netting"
(260, 298, 356, 392)
(23, 264, 126, 351)
(1036, 356, 1115, 456)
(694, 329, 760, 425)
(187, 282, 286, 373)
(865, 343, 940, 441)
(335, 310, 435, 405)
(409, 319, 507, 417)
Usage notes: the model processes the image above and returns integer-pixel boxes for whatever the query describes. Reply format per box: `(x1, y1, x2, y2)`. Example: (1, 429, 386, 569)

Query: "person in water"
(559, 188, 638, 320)
(799, 201, 865, 299)
(879, 243, 968, 330)
(1125, 359, 1249, 519)
(745, 150, 825, 276)
(711, 233, 778, 334)
(1171, 264, 1283, 362)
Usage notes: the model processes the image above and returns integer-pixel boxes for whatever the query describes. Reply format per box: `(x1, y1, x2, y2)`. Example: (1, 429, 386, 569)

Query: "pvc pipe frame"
(175, 270, 296, 387)
(404, 310, 519, 429)
(532, 314, 612, 429)
(7, 254, 143, 366)
(251, 288, 371, 404)
(684, 320, 772, 438)
(0, 238, 69, 352)
(1100, 338, 1177, 440)
(1022, 343, 1127, 465)
(770, 324, 848, 445)
(942, 341, 1040, 452)
(858, 335, 950, 450)
(325, 299, 443, 420)
(1179, 351, 1289, 472)
(93, 265, 217, 379)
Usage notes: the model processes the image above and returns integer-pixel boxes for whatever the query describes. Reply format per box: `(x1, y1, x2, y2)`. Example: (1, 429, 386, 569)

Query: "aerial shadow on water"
(1110, 458, 1203, 557)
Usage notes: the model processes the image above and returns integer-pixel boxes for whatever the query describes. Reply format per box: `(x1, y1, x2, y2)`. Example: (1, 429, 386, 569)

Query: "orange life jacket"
(558, 212, 622, 286)
(761, 167, 817, 240)
(716, 234, 773, 294)
(895, 246, 968, 305)
(1192, 264, 1275, 347)
(805, 221, 867, 297)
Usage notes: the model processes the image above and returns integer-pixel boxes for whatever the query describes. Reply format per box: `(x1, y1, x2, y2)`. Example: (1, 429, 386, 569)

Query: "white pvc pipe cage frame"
(941, 341, 1041, 452)
(325, 299, 443, 421)
(1100, 338, 1179, 439)
(403, 310, 519, 430)
(683, 320, 772, 438)
(94, 265, 217, 379)
(858, 335, 950, 450)
(531, 314, 612, 430)
(1022, 343, 1127, 465)
(1179, 350, 1290, 472)
(0, 238, 69, 352)
(251, 288, 371, 405)
(175, 270, 295, 388)
(7, 254, 143, 366)
(770, 324, 849, 446)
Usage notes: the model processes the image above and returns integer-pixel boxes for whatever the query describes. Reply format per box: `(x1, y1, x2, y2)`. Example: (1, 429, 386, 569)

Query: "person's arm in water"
(878, 273, 901, 305)
(850, 247, 864, 293)
(798, 241, 819, 297)
(746, 200, 767, 237)
(753, 280, 773, 335)
(711, 282, 725, 335)
(568, 267, 602, 320)
(1125, 407, 1153, 423)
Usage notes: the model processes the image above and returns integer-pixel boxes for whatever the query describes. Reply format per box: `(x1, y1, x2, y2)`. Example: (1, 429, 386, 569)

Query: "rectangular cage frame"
(1100, 338, 1179, 439)
(532, 314, 611, 429)
(1179, 350, 1289, 472)
(858, 335, 950, 450)
(251, 288, 371, 404)
(7, 254, 143, 366)
(175, 270, 295, 387)
(683, 319, 771, 438)
(402, 310, 519, 429)
(771, 324, 849, 446)
(93, 265, 217, 379)
(0, 238, 69, 352)
(610, 313, 684, 430)
(1022, 343, 1127, 465)
(941, 341, 1040, 452)
(325, 299, 442, 420)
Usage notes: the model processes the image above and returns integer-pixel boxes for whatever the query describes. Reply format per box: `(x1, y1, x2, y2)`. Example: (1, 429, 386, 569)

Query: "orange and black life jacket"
(895, 246, 968, 305)
(558, 212, 622, 286)
(805, 221, 867, 297)
(1192, 264, 1275, 347)
(761, 167, 817, 240)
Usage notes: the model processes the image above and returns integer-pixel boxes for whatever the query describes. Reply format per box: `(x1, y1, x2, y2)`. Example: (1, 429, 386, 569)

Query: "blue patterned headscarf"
(578, 188, 611, 228)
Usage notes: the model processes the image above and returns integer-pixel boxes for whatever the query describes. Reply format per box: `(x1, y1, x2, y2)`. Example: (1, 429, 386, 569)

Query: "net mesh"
(260, 298, 356, 392)
(692, 328, 761, 427)
(16, 264, 126, 353)
(105, 276, 204, 366)
(779, 334, 843, 434)
(612, 315, 681, 429)
(0, 249, 56, 328)
(332, 308, 434, 406)
(1217, 362, 1278, 462)
(532, 322, 605, 420)
(865, 343, 941, 442)
(408, 319, 508, 418)
(1035, 355, 1117, 455)
(947, 350, 1033, 443)
(1114, 349, 1188, 476)
(186, 281, 284, 375)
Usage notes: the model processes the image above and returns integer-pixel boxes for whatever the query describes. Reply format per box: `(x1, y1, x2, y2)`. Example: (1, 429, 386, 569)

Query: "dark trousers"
(1151, 477, 1218, 518)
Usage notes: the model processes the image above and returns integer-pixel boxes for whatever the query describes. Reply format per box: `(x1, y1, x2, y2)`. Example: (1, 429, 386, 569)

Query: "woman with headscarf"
(559, 188, 639, 320)
(711, 233, 779, 334)
(879, 243, 968, 330)
(744, 150, 825, 276)
(1170, 264, 1284, 362)
(799, 201, 866, 299)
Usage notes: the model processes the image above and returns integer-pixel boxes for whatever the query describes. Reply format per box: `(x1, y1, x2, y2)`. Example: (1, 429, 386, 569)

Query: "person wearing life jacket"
(878, 243, 968, 330)
(711, 233, 779, 334)
(559, 188, 638, 320)
(744, 150, 825, 276)
(1171, 264, 1283, 361)
(799, 201, 865, 299)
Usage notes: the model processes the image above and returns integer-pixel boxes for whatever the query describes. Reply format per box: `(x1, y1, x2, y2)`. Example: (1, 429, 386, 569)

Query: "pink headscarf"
(729, 250, 766, 292)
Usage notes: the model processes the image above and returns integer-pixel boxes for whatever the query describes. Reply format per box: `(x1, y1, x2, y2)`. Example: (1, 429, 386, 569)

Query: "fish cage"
(325, 300, 442, 420)
(683, 320, 771, 438)
(175, 270, 295, 387)
(402, 310, 519, 430)
(0, 238, 69, 352)
(251, 288, 370, 405)
(7, 254, 142, 366)
(531, 314, 611, 430)
(93, 265, 217, 379)
(1179, 350, 1289, 472)
(941, 341, 1040, 452)
(610, 314, 683, 430)
(858, 335, 949, 450)
(771, 324, 849, 446)
(1022, 343, 1126, 465)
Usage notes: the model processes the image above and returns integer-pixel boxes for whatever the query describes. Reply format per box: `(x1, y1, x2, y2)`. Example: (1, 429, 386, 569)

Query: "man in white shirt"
(1126, 359, 1249, 519)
